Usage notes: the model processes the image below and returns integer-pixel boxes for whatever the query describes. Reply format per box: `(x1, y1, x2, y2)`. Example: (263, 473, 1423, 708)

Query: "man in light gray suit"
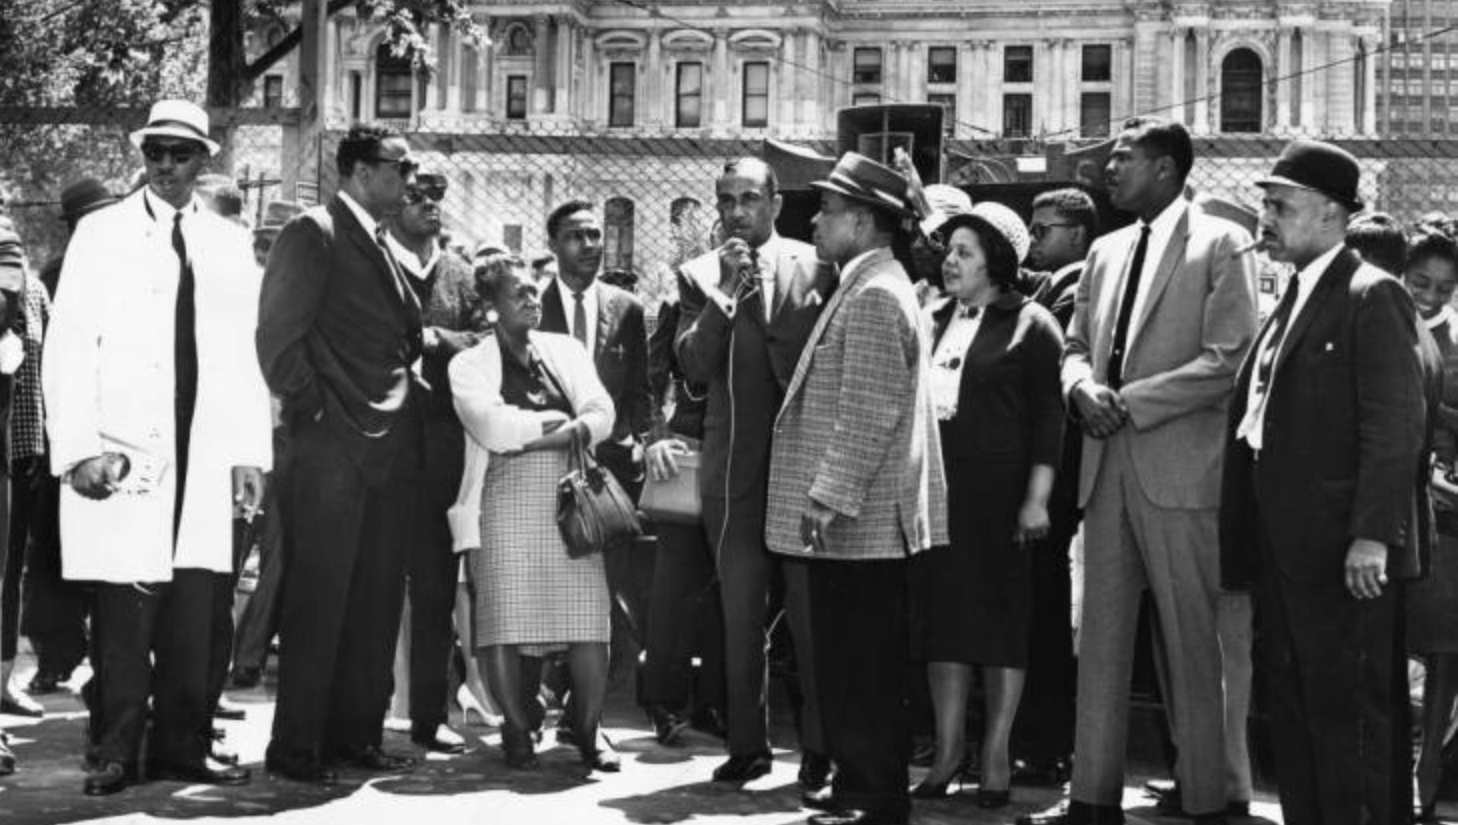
(766, 152, 947, 825)
(1020, 118, 1258, 825)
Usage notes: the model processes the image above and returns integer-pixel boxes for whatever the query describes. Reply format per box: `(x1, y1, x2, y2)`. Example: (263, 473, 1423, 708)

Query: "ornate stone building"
(312, 0, 1386, 139)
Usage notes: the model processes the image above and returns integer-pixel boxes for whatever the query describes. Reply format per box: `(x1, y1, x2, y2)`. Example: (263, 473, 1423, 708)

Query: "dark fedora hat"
(59, 178, 119, 225)
(1256, 139, 1364, 211)
(810, 151, 913, 218)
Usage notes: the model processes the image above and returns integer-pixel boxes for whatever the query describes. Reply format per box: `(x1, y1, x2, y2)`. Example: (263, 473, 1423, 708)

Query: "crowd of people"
(0, 94, 1451, 825)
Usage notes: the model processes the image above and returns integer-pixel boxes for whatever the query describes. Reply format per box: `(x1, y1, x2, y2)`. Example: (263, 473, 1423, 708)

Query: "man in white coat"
(43, 99, 271, 796)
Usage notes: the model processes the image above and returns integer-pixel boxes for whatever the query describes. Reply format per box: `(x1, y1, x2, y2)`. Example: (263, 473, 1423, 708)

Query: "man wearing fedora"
(1024, 117, 1258, 825)
(1220, 140, 1426, 825)
(43, 98, 269, 795)
(765, 152, 947, 825)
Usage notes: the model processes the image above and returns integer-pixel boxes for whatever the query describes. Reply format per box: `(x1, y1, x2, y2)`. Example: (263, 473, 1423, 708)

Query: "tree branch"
(243, 0, 358, 82)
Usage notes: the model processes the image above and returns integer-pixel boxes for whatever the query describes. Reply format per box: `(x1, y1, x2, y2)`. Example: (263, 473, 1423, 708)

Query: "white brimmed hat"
(129, 99, 221, 156)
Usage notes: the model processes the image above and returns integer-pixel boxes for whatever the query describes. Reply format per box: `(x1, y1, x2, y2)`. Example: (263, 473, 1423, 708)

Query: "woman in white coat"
(450, 253, 618, 773)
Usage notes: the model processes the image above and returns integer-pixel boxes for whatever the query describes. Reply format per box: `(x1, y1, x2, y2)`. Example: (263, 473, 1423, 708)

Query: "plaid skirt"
(470, 448, 611, 651)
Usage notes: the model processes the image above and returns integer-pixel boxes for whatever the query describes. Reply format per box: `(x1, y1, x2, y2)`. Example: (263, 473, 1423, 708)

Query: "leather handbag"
(639, 447, 702, 524)
(557, 428, 643, 557)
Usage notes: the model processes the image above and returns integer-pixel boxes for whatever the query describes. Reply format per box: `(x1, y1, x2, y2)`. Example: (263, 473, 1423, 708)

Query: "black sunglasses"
(141, 142, 201, 164)
(405, 183, 447, 205)
(369, 155, 419, 177)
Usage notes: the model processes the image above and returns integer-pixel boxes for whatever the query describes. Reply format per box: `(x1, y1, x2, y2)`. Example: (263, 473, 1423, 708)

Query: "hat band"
(142, 119, 210, 143)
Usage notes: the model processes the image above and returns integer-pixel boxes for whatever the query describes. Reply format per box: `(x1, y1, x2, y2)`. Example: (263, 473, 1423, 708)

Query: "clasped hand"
(1072, 380, 1130, 439)
(716, 238, 757, 297)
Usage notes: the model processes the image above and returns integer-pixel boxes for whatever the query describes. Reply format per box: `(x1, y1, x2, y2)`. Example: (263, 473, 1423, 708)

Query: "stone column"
(1362, 34, 1378, 135)
(1326, 29, 1356, 134)
(711, 28, 729, 131)
(779, 33, 797, 130)
(1193, 28, 1210, 133)
(580, 30, 596, 123)
(1299, 26, 1317, 128)
(1112, 37, 1132, 129)
(446, 26, 463, 113)
(1168, 28, 1185, 123)
(1132, 19, 1162, 113)
(1275, 26, 1292, 130)
(556, 17, 575, 117)
(957, 41, 976, 139)
(645, 27, 662, 126)
(969, 41, 992, 137)
(1045, 40, 1063, 135)
(800, 29, 822, 133)
(532, 14, 551, 115)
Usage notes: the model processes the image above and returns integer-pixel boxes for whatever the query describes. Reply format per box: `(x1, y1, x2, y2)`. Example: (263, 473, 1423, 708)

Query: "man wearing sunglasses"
(43, 98, 271, 795)
(383, 172, 487, 754)
(258, 123, 425, 783)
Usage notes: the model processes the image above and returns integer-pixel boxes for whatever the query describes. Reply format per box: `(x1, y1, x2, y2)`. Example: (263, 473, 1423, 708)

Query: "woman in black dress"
(912, 202, 1063, 808)
(1401, 229, 1458, 820)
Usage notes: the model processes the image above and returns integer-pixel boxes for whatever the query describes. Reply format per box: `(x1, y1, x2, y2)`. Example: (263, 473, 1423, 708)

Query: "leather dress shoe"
(579, 731, 621, 773)
(230, 665, 263, 689)
(1012, 756, 1073, 786)
(808, 810, 906, 825)
(27, 669, 68, 694)
(265, 743, 337, 784)
(411, 723, 466, 754)
(798, 750, 832, 791)
(647, 705, 689, 746)
(712, 751, 773, 783)
(84, 760, 134, 796)
(150, 756, 251, 785)
(555, 721, 578, 747)
(332, 744, 417, 772)
(802, 785, 838, 812)
(1, 693, 43, 718)
(0, 734, 15, 776)
(1016, 801, 1125, 825)
(213, 700, 246, 721)
(1144, 780, 1249, 817)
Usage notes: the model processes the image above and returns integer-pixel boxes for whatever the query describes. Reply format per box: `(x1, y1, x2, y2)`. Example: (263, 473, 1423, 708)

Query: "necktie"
(1107, 224, 1151, 389)
(1252, 274, 1301, 406)
(572, 291, 588, 348)
(172, 212, 197, 540)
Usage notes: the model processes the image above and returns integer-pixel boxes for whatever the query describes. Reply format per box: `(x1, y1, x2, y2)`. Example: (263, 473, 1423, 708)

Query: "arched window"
(1221, 48, 1263, 133)
(604, 197, 635, 271)
(1218, 48, 1265, 133)
(669, 197, 709, 265)
(376, 43, 414, 118)
(504, 24, 533, 57)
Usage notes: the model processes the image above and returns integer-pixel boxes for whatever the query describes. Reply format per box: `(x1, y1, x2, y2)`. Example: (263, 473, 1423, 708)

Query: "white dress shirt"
(1236, 241, 1345, 451)
(1120, 197, 1188, 353)
(703, 234, 779, 320)
(554, 277, 600, 356)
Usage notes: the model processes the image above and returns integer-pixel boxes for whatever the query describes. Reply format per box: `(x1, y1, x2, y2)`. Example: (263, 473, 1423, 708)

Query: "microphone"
(735, 248, 764, 300)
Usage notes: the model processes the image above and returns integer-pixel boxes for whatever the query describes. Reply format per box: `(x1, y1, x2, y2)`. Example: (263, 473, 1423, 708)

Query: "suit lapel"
(1130, 209, 1190, 337)
(331, 198, 411, 318)
(772, 240, 795, 320)
(780, 248, 889, 408)
(595, 285, 615, 362)
(1271, 247, 1357, 382)
(540, 279, 567, 334)
(1092, 225, 1138, 375)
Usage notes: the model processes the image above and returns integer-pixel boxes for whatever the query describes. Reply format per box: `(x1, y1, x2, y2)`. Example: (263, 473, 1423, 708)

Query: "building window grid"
(676, 62, 703, 128)
(375, 44, 414, 118)
(928, 47, 957, 84)
(743, 61, 770, 128)
(1004, 45, 1034, 83)
(853, 47, 884, 84)
(1004, 93, 1033, 137)
(506, 74, 528, 120)
(610, 62, 636, 128)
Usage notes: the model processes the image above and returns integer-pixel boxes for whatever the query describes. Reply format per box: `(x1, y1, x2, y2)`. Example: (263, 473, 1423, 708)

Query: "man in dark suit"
(1220, 140, 1426, 825)
(384, 171, 486, 754)
(536, 198, 652, 730)
(673, 158, 834, 787)
(257, 124, 424, 783)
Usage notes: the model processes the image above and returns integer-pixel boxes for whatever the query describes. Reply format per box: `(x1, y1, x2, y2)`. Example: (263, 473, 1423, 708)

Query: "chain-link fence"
(319, 126, 792, 313)
(0, 106, 311, 269)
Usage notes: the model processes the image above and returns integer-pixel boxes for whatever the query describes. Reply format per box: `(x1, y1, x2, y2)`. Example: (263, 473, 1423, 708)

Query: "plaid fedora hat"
(810, 152, 913, 218)
(129, 99, 221, 156)
(1255, 139, 1363, 212)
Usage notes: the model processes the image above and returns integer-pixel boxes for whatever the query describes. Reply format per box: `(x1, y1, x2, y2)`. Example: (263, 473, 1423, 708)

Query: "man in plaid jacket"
(765, 152, 949, 825)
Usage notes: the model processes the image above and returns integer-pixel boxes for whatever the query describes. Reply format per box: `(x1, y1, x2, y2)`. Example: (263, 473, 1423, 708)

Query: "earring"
(485, 308, 499, 325)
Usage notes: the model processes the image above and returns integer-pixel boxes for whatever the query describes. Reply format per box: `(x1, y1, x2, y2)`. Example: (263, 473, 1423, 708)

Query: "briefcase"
(639, 449, 702, 524)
